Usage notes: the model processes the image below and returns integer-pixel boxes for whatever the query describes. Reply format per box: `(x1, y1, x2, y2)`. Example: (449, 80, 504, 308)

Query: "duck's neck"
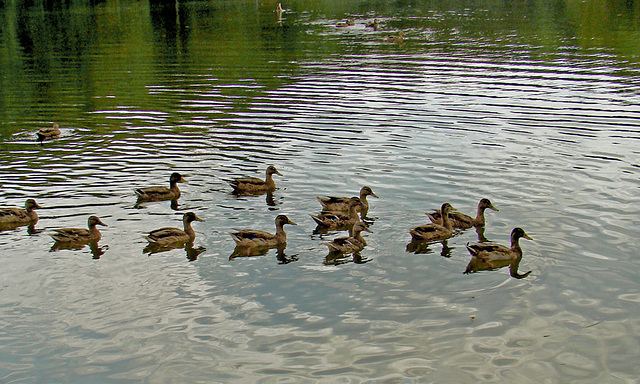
(275, 223, 287, 243)
(88, 224, 102, 239)
(474, 206, 487, 226)
(441, 211, 453, 231)
(25, 207, 38, 220)
(348, 205, 359, 220)
(183, 220, 196, 239)
(170, 181, 181, 193)
(510, 235, 523, 255)
(265, 173, 276, 189)
(359, 193, 369, 208)
(352, 231, 367, 246)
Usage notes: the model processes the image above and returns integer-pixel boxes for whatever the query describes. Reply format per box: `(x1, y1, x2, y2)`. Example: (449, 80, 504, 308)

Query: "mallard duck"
(144, 212, 204, 246)
(323, 221, 372, 254)
(465, 227, 533, 278)
(36, 123, 61, 141)
(317, 186, 378, 213)
(311, 197, 364, 230)
(229, 166, 282, 195)
(135, 172, 186, 201)
(366, 19, 379, 30)
(51, 216, 107, 243)
(336, 18, 355, 27)
(230, 214, 297, 248)
(409, 203, 456, 242)
(387, 32, 404, 43)
(427, 198, 498, 229)
(0, 199, 42, 225)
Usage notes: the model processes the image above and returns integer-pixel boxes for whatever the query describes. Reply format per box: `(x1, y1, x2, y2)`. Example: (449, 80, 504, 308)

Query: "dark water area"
(1, 0, 640, 382)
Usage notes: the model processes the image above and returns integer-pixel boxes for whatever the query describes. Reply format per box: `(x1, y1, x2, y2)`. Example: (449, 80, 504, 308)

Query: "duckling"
(366, 19, 379, 30)
(387, 32, 404, 43)
(36, 123, 61, 141)
(144, 212, 204, 246)
(409, 203, 456, 242)
(135, 172, 186, 202)
(51, 216, 107, 243)
(229, 165, 282, 195)
(465, 227, 533, 278)
(317, 186, 378, 213)
(323, 221, 372, 254)
(230, 214, 297, 249)
(427, 198, 498, 229)
(311, 197, 364, 230)
(0, 199, 42, 225)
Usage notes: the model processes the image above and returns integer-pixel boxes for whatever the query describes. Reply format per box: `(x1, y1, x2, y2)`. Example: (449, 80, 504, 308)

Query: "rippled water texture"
(1, 0, 640, 382)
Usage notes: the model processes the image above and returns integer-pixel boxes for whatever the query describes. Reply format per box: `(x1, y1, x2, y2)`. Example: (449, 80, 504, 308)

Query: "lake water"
(1, 0, 640, 382)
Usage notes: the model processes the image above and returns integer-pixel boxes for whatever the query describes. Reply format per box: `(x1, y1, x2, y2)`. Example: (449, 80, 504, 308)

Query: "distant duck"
(317, 186, 378, 213)
(36, 123, 61, 141)
(323, 221, 372, 254)
(51, 216, 107, 243)
(336, 18, 355, 27)
(135, 172, 186, 201)
(311, 197, 364, 230)
(427, 198, 498, 229)
(387, 32, 404, 43)
(409, 203, 456, 242)
(144, 212, 205, 247)
(366, 19, 379, 30)
(0, 199, 42, 225)
(229, 165, 282, 195)
(230, 214, 297, 249)
(465, 227, 533, 278)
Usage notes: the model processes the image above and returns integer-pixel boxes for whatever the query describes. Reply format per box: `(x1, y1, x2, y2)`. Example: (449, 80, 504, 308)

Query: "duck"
(135, 172, 186, 201)
(323, 221, 372, 254)
(51, 216, 107, 243)
(387, 32, 404, 43)
(409, 203, 456, 242)
(229, 165, 282, 195)
(336, 18, 355, 27)
(317, 186, 378, 213)
(366, 19, 379, 30)
(0, 199, 42, 225)
(229, 214, 297, 249)
(144, 212, 205, 246)
(311, 197, 364, 230)
(427, 198, 498, 229)
(36, 123, 61, 141)
(465, 227, 533, 278)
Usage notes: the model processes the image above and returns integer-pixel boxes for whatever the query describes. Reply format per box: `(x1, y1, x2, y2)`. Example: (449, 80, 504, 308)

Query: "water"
(1, 0, 640, 382)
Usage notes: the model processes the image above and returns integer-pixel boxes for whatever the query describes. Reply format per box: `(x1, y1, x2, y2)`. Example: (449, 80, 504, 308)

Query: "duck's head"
(88, 216, 107, 227)
(276, 215, 297, 227)
(25, 199, 42, 210)
(184, 212, 205, 223)
(441, 203, 455, 214)
(479, 198, 498, 211)
(361, 186, 378, 199)
(170, 173, 187, 184)
(266, 166, 282, 177)
(352, 221, 372, 234)
(512, 227, 533, 241)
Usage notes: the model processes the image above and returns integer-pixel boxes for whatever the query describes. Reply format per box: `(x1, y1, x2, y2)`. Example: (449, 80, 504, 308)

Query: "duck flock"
(3, 128, 534, 277)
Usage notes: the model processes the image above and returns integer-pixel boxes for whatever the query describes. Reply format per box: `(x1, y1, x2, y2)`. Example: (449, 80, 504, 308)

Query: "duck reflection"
(324, 251, 371, 266)
(0, 222, 40, 235)
(50, 240, 108, 259)
(464, 228, 533, 279)
(144, 241, 206, 261)
(230, 243, 298, 264)
(406, 239, 453, 257)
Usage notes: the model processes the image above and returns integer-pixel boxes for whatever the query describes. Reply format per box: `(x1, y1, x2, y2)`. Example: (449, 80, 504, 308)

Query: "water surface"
(1, 0, 640, 382)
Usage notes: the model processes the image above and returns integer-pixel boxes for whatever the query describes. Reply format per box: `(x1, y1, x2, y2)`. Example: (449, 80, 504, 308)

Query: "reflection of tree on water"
(230, 243, 298, 265)
(50, 240, 108, 260)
